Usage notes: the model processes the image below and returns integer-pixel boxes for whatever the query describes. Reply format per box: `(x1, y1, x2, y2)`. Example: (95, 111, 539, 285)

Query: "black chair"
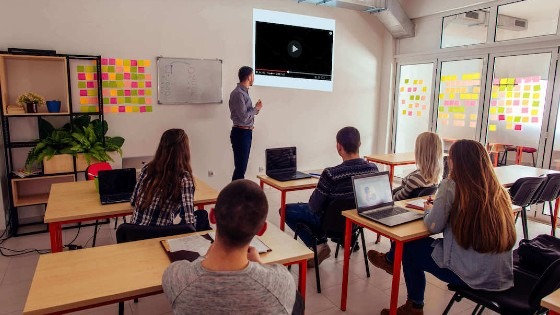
(293, 199, 370, 293)
(509, 176, 547, 240)
(530, 173, 560, 237)
(116, 223, 196, 315)
(442, 259, 560, 315)
(443, 156, 449, 179)
(501, 145, 518, 166)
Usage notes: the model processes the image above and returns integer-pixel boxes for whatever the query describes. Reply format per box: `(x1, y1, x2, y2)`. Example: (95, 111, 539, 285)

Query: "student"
(284, 126, 378, 267)
(162, 179, 298, 315)
(380, 140, 516, 315)
(368, 132, 443, 273)
(130, 129, 196, 227)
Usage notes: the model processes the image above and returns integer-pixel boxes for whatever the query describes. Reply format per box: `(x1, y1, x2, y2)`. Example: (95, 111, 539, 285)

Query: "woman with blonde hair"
(380, 140, 516, 315)
(368, 132, 443, 273)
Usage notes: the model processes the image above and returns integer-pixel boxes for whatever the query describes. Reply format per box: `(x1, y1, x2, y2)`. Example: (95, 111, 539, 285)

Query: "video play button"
(287, 40, 302, 58)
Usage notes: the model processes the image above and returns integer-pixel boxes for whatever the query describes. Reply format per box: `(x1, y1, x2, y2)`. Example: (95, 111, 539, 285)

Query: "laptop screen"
(352, 172, 393, 211)
(266, 147, 297, 173)
(98, 168, 137, 195)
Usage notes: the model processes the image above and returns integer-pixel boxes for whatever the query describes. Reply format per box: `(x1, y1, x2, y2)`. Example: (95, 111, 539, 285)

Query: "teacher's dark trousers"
(230, 127, 252, 181)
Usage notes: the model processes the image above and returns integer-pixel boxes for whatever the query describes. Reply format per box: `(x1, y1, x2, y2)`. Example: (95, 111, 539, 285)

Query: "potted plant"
(17, 92, 45, 114)
(25, 128, 74, 173)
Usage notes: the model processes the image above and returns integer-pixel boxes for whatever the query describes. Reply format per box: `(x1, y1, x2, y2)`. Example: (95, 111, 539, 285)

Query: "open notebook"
(405, 197, 430, 211)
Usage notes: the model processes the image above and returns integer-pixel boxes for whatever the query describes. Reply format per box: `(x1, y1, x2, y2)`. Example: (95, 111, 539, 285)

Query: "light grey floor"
(0, 185, 555, 315)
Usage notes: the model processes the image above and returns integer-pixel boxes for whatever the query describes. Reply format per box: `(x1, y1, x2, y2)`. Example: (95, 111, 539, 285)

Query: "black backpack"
(518, 234, 560, 274)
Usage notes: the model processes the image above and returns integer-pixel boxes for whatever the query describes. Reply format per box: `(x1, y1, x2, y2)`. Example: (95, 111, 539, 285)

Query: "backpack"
(518, 234, 560, 274)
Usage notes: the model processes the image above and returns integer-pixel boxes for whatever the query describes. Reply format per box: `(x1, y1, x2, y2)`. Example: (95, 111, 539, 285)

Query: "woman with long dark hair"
(382, 140, 516, 315)
(130, 129, 196, 226)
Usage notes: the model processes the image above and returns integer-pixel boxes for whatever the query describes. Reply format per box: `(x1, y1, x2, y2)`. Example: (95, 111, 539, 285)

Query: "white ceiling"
(397, 0, 494, 18)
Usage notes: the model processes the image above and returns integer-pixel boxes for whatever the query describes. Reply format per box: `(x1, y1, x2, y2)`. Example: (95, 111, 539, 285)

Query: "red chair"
(517, 146, 537, 167)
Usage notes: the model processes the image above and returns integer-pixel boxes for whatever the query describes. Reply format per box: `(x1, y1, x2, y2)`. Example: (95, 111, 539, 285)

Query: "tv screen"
(253, 9, 335, 92)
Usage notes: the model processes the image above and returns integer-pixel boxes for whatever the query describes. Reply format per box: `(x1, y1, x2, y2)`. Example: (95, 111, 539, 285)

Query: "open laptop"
(352, 172, 423, 227)
(98, 168, 137, 205)
(265, 147, 311, 182)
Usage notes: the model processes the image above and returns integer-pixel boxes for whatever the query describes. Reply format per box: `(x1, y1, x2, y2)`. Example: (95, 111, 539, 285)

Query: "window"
(496, 0, 560, 42)
(441, 10, 489, 48)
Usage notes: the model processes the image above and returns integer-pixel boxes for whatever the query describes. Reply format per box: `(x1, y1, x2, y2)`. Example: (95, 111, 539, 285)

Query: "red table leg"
(389, 241, 404, 315)
(389, 165, 395, 188)
(340, 218, 352, 311)
(197, 205, 204, 210)
(298, 260, 307, 300)
(49, 222, 63, 253)
(516, 146, 523, 165)
(549, 311, 560, 315)
(552, 198, 559, 236)
(260, 179, 264, 189)
(280, 191, 287, 231)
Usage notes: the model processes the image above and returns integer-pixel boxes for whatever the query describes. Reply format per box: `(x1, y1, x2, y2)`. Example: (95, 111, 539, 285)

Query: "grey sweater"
(162, 259, 296, 315)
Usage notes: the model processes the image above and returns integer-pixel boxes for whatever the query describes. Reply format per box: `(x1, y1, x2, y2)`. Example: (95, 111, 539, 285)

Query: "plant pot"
(46, 100, 61, 113)
(25, 102, 38, 113)
(76, 153, 100, 172)
(43, 154, 73, 174)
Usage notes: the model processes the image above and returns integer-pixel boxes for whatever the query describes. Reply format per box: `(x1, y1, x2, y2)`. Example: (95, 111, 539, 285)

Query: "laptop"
(98, 168, 137, 205)
(352, 172, 423, 227)
(265, 147, 311, 182)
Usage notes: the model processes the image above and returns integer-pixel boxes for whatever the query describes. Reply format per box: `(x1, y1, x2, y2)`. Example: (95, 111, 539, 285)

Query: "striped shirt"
(309, 158, 379, 215)
(392, 169, 434, 201)
(130, 165, 195, 226)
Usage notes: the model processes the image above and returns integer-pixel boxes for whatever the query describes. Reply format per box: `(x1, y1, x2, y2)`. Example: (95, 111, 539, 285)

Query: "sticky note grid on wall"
(437, 72, 481, 128)
(398, 78, 429, 118)
(76, 58, 153, 114)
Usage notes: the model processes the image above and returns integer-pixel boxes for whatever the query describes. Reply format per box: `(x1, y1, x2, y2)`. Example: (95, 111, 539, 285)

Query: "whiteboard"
(157, 57, 222, 104)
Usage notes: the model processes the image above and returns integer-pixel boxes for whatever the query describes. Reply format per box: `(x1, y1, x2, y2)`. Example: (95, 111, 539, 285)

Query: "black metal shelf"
(8, 141, 39, 148)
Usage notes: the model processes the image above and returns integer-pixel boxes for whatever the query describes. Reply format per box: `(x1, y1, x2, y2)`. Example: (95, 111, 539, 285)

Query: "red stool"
(516, 146, 537, 166)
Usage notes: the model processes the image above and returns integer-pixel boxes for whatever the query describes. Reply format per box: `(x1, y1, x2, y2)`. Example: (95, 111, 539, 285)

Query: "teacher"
(229, 66, 263, 181)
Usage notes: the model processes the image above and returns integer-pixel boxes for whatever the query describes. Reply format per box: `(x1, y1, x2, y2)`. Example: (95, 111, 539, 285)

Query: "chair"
(501, 145, 518, 166)
(293, 199, 370, 293)
(443, 155, 450, 179)
(530, 173, 560, 237)
(517, 146, 537, 167)
(442, 259, 560, 315)
(509, 177, 547, 240)
(116, 223, 196, 315)
(85, 162, 114, 247)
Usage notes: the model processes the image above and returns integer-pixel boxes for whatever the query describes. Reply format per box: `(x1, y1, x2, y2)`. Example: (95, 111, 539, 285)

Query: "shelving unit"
(0, 49, 105, 236)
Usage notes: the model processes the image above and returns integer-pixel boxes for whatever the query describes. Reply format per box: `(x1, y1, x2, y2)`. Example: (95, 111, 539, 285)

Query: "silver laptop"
(352, 172, 423, 227)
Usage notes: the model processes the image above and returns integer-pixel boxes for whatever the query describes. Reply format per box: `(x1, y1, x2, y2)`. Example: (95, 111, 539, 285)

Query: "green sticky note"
(507, 86, 513, 91)
(139, 97, 145, 104)
(415, 95, 420, 100)
(77, 65, 85, 72)
(89, 106, 97, 112)
(117, 90, 124, 96)
(404, 79, 409, 84)
(146, 106, 153, 112)
(116, 74, 124, 80)
(124, 59, 131, 66)
(131, 66, 137, 73)
(499, 86, 506, 91)
(507, 78, 515, 84)
(108, 66, 115, 72)
(101, 66, 109, 72)
(533, 101, 540, 107)
(409, 95, 414, 101)
(534, 85, 541, 91)
(138, 60, 144, 67)
(514, 116, 521, 122)
(86, 66, 95, 73)
(125, 97, 131, 103)
(132, 97, 138, 104)
(131, 74, 138, 80)
(439, 106, 444, 112)
(110, 81, 117, 88)
(138, 82, 145, 88)
(102, 81, 109, 88)
(117, 81, 125, 88)
(498, 107, 505, 113)
(138, 74, 145, 80)
(146, 89, 152, 96)
(131, 90, 138, 96)
(523, 93, 530, 98)
(78, 82, 86, 88)
(87, 90, 97, 96)
(133, 106, 140, 112)
(103, 97, 110, 104)
(118, 97, 125, 104)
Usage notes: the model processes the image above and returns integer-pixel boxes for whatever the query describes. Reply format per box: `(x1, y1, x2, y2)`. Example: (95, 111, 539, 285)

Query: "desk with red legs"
(542, 289, 560, 315)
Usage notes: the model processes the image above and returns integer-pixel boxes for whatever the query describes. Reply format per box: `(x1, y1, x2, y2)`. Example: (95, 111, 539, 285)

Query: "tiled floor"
(0, 186, 555, 315)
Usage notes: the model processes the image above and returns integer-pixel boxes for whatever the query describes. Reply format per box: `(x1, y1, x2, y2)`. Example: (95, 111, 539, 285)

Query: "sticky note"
(438, 94, 443, 99)
(146, 81, 152, 88)
(116, 59, 123, 66)
(139, 90, 145, 96)
(531, 109, 538, 115)
(514, 116, 521, 122)
(110, 90, 117, 97)
(532, 117, 539, 123)
(131, 90, 138, 96)
(506, 100, 512, 106)
(130, 60, 137, 66)
(439, 106, 444, 112)
(470, 114, 477, 120)
(138, 74, 145, 81)
(125, 97, 131, 103)
(132, 97, 139, 104)
(131, 66, 137, 73)
(422, 87, 427, 92)
(402, 110, 407, 115)
(145, 89, 152, 96)
(489, 124, 496, 131)
(118, 97, 124, 104)
(506, 107, 513, 114)
(109, 73, 116, 80)
(116, 66, 124, 73)
(514, 93, 520, 98)
(449, 93, 455, 99)
(524, 85, 531, 91)
(522, 117, 529, 123)
(454, 114, 465, 120)
(521, 107, 528, 114)
(140, 98, 146, 104)
(124, 81, 132, 88)
(533, 93, 540, 99)
(400, 87, 404, 92)
(124, 106, 132, 113)
(499, 86, 506, 91)
(422, 105, 427, 110)
(515, 124, 522, 131)
(132, 82, 139, 89)
(146, 98, 152, 105)
(124, 90, 131, 96)
(513, 100, 520, 106)
(107, 66, 115, 73)
(80, 90, 87, 96)
(117, 90, 124, 97)
(421, 96, 426, 101)
(498, 115, 505, 121)
(414, 95, 419, 100)
(500, 78, 508, 84)
(87, 81, 95, 88)
(116, 74, 124, 81)
(489, 108, 497, 114)
(506, 92, 513, 98)
(139, 67, 145, 73)
(523, 100, 529, 106)
(145, 74, 152, 81)
(78, 82, 86, 88)
(506, 123, 513, 130)
(523, 93, 530, 98)
(507, 86, 513, 91)
(533, 101, 540, 107)
(117, 81, 125, 88)
(489, 114, 497, 121)
(110, 98, 117, 104)
(132, 106, 139, 113)
(103, 97, 109, 104)
(80, 97, 88, 105)
(453, 120, 465, 127)
(534, 85, 541, 91)
(144, 60, 151, 67)
(110, 81, 117, 88)
(506, 116, 514, 122)
(131, 74, 138, 80)
(87, 90, 97, 96)
(78, 73, 86, 80)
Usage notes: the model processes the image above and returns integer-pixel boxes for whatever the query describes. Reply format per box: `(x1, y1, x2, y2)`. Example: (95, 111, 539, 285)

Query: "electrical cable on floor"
(82, 223, 103, 248)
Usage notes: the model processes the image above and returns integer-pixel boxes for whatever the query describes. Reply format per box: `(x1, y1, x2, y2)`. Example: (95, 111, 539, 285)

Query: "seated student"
(162, 179, 298, 315)
(380, 140, 516, 315)
(368, 132, 443, 273)
(284, 126, 378, 267)
(130, 129, 198, 227)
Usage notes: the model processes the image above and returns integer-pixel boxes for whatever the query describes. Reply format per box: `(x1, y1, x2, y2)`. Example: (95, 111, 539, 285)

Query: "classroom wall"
(0, 0, 391, 227)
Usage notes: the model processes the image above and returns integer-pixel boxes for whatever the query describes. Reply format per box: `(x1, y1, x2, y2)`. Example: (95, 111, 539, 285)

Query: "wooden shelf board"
(14, 193, 49, 207)
(0, 54, 65, 62)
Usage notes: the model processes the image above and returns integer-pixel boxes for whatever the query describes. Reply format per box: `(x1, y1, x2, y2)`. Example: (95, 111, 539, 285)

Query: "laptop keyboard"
(364, 207, 407, 220)
(101, 193, 132, 204)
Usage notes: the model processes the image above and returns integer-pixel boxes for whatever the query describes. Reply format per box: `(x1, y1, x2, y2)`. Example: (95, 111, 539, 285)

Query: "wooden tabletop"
(542, 289, 560, 313)
(494, 165, 559, 187)
(23, 222, 313, 315)
(44, 177, 219, 223)
(364, 152, 417, 166)
(257, 174, 319, 191)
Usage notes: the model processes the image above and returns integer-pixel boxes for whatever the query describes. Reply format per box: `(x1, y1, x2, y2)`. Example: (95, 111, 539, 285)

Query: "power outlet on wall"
(258, 166, 264, 173)
(208, 170, 214, 177)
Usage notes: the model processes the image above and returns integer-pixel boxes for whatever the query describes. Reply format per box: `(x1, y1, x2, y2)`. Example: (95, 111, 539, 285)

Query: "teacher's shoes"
(367, 249, 394, 275)
(381, 300, 424, 315)
(307, 243, 331, 268)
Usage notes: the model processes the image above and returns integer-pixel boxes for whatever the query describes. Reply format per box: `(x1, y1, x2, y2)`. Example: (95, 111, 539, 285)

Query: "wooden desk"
(364, 153, 416, 184)
(257, 174, 319, 231)
(339, 200, 522, 315)
(542, 289, 560, 315)
(23, 223, 313, 315)
(494, 165, 558, 187)
(46, 178, 219, 253)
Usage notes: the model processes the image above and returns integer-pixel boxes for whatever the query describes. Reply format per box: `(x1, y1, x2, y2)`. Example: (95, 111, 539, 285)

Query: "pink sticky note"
(532, 117, 539, 123)
(514, 124, 522, 131)
(109, 58, 116, 65)
(146, 98, 152, 104)
(139, 90, 145, 96)
(140, 106, 146, 112)
(103, 106, 110, 113)
(119, 106, 125, 112)
(498, 114, 505, 121)
(413, 87, 417, 92)
(145, 74, 152, 80)
(408, 111, 412, 116)
(415, 103, 419, 108)
(131, 60, 138, 66)
(420, 96, 425, 101)
(125, 90, 131, 96)
(522, 107, 529, 114)
(492, 78, 499, 85)
(401, 100, 405, 104)
(110, 98, 117, 104)
(103, 89, 110, 97)
(116, 67, 123, 73)
(422, 105, 427, 110)
(491, 100, 497, 106)
(124, 73, 131, 80)
(407, 87, 412, 92)
(138, 67, 145, 73)
(146, 81, 152, 88)
(93, 73, 98, 80)
(80, 90, 87, 96)
(101, 58, 108, 65)
(131, 82, 138, 88)
(124, 81, 132, 88)
(87, 81, 95, 88)
(444, 100, 450, 106)
(78, 73, 86, 80)
(102, 73, 109, 80)
(513, 100, 520, 106)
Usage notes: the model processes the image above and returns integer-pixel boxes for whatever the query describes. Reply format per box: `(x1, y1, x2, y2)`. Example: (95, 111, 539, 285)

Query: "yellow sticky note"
(533, 93, 540, 99)
(422, 87, 427, 92)
(439, 93, 444, 99)
(523, 100, 529, 106)
(402, 110, 407, 115)
(413, 80, 418, 84)
(146, 90, 152, 96)
(489, 124, 497, 131)
(460, 94, 469, 100)
(416, 111, 422, 116)
(500, 78, 508, 84)
(531, 109, 538, 115)
(400, 87, 404, 92)
(506, 100, 512, 106)
(125, 106, 133, 113)
(111, 106, 118, 113)
(489, 108, 497, 114)
(507, 78, 515, 84)
(522, 117, 529, 123)
(491, 92, 498, 99)
(506, 116, 514, 122)
(449, 93, 455, 99)
(506, 92, 513, 98)
(524, 85, 531, 91)
(471, 94, 478, 99)
(470, 114, 477, 120)
(408, 104, 413, 109)
(506, 122, 513, 130)
(110, 90, 117, 97)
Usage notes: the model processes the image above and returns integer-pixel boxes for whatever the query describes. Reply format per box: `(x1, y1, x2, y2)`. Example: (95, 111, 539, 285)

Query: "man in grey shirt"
(162, 180, 297, 315)
(229, 66, 263, 181)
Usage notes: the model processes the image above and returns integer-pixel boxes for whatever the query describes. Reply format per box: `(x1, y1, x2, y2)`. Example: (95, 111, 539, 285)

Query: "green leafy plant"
(17, 92, 45, 107)
(68, 117, 125, 164)
(25, 129, 73, 169)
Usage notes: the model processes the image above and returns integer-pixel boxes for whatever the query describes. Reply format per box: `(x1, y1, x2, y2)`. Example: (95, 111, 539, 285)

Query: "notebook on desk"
(265, 147, 311, 182)
(352, 172, 423, 227)
(98, 168, 137, 205)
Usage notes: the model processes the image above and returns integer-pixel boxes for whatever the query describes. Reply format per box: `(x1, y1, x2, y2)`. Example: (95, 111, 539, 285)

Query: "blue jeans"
(230, 127, 252, 181)
(284, 203, 327, 247)
(402, 237, 466, 305)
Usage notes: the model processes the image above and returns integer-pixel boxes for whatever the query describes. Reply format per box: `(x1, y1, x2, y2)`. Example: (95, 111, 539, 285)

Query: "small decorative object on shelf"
(6, 105, 25, 114)
(17, 92, 45, 113)
(46, 100, 61, 113)
(12, 168, 42, 178)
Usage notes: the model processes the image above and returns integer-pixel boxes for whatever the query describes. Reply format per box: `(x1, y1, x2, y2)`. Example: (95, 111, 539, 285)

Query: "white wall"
(0, 0, 390, 228)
